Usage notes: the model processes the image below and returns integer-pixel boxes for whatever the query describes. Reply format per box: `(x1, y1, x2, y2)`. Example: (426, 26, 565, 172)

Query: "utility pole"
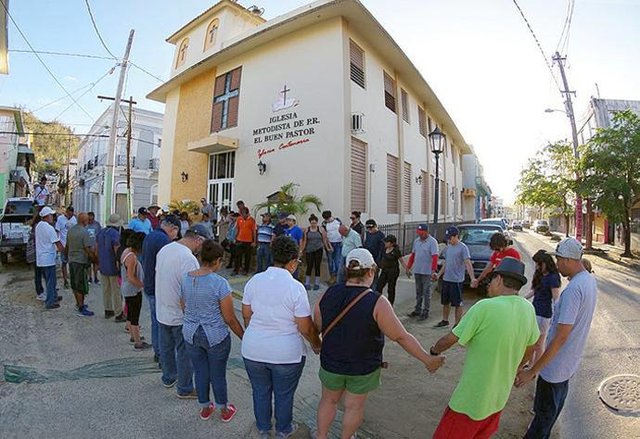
(98, 95, 136, 222)
(103, 29, 134, 223)
(553, 51, 584, 243)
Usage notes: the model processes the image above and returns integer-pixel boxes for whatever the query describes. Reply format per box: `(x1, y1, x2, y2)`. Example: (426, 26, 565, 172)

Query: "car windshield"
(460, 228, 497, 245)
(2, 200, 35, 217)
(480, 220, 504, 229)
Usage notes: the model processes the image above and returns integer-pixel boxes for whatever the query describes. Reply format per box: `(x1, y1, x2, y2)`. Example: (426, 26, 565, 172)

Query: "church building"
(148, 0, 473, 224)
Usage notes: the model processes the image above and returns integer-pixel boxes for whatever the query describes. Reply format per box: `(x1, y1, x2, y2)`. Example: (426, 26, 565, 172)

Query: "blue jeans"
(524, 376, 569, 439)
(327, 242, 342, 276)
(35, 265, 44, 296)
(256, 243, 272, 273)
(414, 274, 433, 316)
(159, 323, 194, 395)
(243, 357, 306, 435)
(41, 265, 57, 307)
(186, 328, 231, 409)
(146, 294, 160, 357)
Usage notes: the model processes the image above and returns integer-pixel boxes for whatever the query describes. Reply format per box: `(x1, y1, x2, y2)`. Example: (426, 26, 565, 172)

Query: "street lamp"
(428, 126, 445, 225)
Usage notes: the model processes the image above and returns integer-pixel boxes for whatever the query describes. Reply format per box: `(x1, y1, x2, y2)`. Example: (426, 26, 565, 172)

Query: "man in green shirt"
(430, 257, 540, 438)
(66, 212, 96, 317)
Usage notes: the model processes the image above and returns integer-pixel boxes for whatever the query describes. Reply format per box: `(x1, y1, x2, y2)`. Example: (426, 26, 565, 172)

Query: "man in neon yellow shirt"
(430, 257, 540, 438)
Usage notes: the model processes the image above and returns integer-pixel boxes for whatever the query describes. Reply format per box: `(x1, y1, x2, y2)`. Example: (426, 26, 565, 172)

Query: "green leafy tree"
(168, 199, 200, 217)
(253, 182, 323, 216)
(579, 110, 640, 257)
(516, 141, 576, 236)
(23, 112, 80, 177)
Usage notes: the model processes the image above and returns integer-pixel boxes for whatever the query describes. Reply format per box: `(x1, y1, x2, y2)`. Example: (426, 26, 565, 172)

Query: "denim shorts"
(319, 367, 381, 394)
(536, 315, 551, 335)
(441, 281, 463, 307)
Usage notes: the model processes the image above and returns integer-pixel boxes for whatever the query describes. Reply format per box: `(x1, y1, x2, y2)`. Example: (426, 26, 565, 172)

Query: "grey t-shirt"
(442, 241, 471, 283)
(67, 224, 92, 264)
(412, 236, 439, 275)
(541, 271, 597, 383)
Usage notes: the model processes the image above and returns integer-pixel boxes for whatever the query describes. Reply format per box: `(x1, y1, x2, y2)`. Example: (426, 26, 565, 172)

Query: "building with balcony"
(0, 106, 35, 210)
(72, 104, 163, 223)
(148, 0, 475, 224)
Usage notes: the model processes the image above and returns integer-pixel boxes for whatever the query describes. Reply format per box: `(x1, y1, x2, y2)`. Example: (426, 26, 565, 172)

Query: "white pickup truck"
(0, 197, 36, 264)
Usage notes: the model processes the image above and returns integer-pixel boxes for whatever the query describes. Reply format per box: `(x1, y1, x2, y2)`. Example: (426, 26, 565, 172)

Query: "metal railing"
(378, 220, 471, 254)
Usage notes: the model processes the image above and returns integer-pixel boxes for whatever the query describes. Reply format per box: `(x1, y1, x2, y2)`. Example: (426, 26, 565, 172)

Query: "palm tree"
(253, 182, 323, 216)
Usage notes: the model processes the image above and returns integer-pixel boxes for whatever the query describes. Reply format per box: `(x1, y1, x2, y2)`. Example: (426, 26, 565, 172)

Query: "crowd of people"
(27, 197, 598, 439)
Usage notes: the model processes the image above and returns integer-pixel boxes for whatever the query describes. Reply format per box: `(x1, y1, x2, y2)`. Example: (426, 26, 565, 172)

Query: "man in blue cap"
(406, 223, 440, 320)
(273, 212, 289, 237)
(433, 226, 476, 328)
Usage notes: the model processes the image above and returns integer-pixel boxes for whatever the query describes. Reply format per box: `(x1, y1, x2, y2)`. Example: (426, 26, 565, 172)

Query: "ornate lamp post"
(429, 126, 446, 224)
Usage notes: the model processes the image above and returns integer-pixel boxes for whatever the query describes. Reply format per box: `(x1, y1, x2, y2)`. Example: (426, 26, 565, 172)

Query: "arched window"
(204, 19, 219, 51)
(176, 38, 189, 68)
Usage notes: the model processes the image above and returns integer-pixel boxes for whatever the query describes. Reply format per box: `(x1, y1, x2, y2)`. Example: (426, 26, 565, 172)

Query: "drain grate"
(598, 374, 640, 414)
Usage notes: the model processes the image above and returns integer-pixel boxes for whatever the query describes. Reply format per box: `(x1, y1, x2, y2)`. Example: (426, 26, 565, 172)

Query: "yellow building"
(148, 0, 473, 224)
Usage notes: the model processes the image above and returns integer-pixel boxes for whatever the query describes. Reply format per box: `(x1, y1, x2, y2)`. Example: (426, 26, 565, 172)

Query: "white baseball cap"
(286, 214, 297, 222)
(346, 248, 376, 269)
(550, 237, 583, 260)
(39, 206, 56, 217)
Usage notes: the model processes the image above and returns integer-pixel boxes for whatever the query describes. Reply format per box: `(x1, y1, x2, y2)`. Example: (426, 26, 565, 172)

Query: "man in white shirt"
(155, 223, 210, 398)
(36, 207, 65, 309)
(33, 176, 50, 206)
(55, 206, 77, 289)
(321, 210, 343, 285)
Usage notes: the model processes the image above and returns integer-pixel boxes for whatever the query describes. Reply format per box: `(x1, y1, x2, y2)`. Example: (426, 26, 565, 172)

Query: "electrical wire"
(129, 61, 165, 83)
(0, 0, 96, 121)
(51, 65, 117, 120)
(555, 0, 575, 56)
(83, 0, 118, 60)
(8, 49, 115, 60)
(512, 0, 562, 91)
(31, 82, 97, 113)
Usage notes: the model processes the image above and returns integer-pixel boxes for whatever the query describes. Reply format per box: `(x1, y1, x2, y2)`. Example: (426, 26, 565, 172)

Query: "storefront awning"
(187, 134, 239, 154)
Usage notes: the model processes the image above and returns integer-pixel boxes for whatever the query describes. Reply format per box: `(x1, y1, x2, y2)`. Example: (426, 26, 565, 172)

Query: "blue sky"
(2, 0, 639, 203)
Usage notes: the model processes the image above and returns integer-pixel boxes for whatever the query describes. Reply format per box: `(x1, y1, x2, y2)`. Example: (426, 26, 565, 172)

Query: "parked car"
(534, 220, 550, 234)
(438, 224, 504, 288)
(479, 218, 513, 245)
(0, 198, 36, 264)
(512, 220, 523, 231)
(523, 220, 531, 229)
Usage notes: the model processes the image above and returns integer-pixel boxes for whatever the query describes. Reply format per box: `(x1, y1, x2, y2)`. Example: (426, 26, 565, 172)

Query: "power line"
(83, 0, 118, 60)
(8, 49, 115, 60)
(0, 0, 95, 121)
(129, 61, 165, 83)
(31, 82, 97, 113)
(512, 0, 562, 91)
(558, 0, 575, 56)
(51, 65, 117, 120)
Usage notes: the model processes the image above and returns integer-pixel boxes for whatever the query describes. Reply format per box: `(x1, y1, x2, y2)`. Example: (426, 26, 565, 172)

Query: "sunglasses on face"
(366, 225, 374, 229)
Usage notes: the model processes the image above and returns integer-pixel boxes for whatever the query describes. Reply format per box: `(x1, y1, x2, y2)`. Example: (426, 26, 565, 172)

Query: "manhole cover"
(598, 374, 640, 414)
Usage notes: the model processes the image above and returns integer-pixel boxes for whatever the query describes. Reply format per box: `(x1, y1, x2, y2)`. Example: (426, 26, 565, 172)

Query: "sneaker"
(220, 404, 237, 423)
(407, 311, 421, 317)
(36, 293, 46, 301)
(114, 313, 127, 323)
(177, 389, 198, 399)
(134, 341, 152, 350)
(418, 314, 429, 321)
(87, 278, 93, 284)
(163, 378, 177, 388)
(45, 303, 61, 310)
(199, 404, 215, 420)
(77, 306, 95, 317)
(434, 320, 449, 328)
(276, 422, 298, 438)
(94, 278, 100, 285)
(313, 284, 320, 291)
(304, 284, 311, 290)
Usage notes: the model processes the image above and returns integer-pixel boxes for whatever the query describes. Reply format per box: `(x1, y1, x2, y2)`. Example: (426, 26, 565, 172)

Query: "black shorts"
(69, 262, 90, 294)
(441, 281, 463, 307)
(125, 292, 142, 326)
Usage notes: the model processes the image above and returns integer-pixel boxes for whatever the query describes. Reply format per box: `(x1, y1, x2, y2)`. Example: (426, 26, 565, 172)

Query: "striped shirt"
(257, 223, 275, 244)
(180, 272, 232, 346)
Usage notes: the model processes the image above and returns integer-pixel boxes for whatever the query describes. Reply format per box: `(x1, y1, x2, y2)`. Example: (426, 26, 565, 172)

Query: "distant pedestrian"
(349, 211, 364, 241)
(300, 214, 330, 290)
(35, 207, 65, 309)
(337, 224, 362, 284)
(234, 207, 256, 276)
(85, 211, 101, 284)
(241, 236, 322, 438)
(273, 212, 289, 237)
(97, 214, 124, 320)
(517, 238, 597, 439)
(433, 226, 476, 328)
(256, 212, 275, 273)
(128, 207, 153, 234)
(55, 206, 76, 289)
(120, 232, 151, 350)
(314, 249, 444, 439)
(322, 210, 343, 285)
(147, 205, 161, 230)
(181, 240, 244, 422)
(406, 224, 440, 320)
(217, 207, 230, 243)
(431, 257, 539, 439)
(224, 212, 239, 269)
(284, 214, 303, 244)
(33, 176, 50, 206)
(524, 250, 561, 366)
(200, 198, 217, 232)
(66, 213, 97, 317)
(362, 219, 385, 266)
(378, 235, 410, 306)
(155, 223, 211, 398)
(180, 211, 191, 237)
(472, 232, 521, 288)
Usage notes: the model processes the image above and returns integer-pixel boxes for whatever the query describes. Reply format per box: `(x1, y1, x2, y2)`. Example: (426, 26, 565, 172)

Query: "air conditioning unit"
(351, 113, 365, 133)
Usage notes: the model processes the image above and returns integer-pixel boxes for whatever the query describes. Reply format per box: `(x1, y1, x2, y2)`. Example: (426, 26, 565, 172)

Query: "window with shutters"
(204, 19, 219, 51)
(176, 38, 189, 68)
(349, 40, 365, 89)
(418, 106, 427, 137)
(421, 170, 428, 214)
(211, 67, 242, 133)
(350, 138, 367, 212)
(401, 89, 410, 123)
(383, 72, 396, 113)
(403, 161, 412, 213)
(387, 154, 399, 214)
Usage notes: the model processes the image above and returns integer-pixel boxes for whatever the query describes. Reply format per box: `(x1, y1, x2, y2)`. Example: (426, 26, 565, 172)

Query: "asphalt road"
(511, 229, 640, 439)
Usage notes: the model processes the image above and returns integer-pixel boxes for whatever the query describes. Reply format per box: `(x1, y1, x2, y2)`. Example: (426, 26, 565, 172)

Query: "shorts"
(433, 406, 502, 439)
(69, 262, 90, 294)
(536, 315, 551, 335)
(125, 292, 142, 326)
(441, 281, 463, 307)
(319, 367, 381, 395)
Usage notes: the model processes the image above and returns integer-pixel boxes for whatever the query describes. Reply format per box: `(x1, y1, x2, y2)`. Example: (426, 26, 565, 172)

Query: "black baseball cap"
(138, 207, 148, 215)
(163, 214, 181, 229)
(365, 219, 377, 227)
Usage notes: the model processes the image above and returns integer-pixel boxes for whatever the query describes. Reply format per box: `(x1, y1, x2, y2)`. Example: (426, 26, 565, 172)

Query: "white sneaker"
(36, 293, 46, 301)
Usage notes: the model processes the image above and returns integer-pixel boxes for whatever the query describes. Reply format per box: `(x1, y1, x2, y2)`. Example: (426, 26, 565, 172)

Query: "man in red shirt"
(234, 206, 256, 276)
(472, 232, 520, 288)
